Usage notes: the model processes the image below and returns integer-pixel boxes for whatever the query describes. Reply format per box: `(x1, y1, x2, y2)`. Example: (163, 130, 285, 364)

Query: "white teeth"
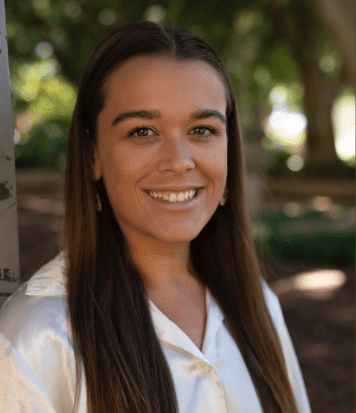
(148, 189, 197, 202)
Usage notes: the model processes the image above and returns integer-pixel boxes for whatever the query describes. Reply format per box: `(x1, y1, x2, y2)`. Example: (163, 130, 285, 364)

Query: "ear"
(92, 142, 102, 181)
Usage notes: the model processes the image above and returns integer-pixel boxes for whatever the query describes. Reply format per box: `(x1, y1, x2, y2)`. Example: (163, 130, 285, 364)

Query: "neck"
(124, 231, 199, 294)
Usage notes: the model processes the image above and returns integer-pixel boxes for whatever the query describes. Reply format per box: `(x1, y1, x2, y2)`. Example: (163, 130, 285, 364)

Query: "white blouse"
(0, 253, 311, 413)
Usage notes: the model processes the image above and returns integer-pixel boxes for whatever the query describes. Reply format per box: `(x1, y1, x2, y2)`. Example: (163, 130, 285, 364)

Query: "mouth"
(144, 188, 202, 203)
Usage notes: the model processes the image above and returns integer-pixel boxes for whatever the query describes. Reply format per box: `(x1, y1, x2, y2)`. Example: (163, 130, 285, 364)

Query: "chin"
(152, 227, 202, 244)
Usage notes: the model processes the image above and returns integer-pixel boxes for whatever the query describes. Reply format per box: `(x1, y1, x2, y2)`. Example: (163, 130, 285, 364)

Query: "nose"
(157, 135, 195, 175)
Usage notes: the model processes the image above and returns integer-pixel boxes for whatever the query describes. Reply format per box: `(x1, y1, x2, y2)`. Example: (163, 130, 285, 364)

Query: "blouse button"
(214, 360, 224, 367)
(195, 360, 214, 375)
(195, 360, 206, 373)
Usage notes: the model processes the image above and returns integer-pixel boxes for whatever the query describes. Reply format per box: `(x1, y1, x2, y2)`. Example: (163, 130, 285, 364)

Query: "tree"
(304, 0, 355, 86)
(0, 0, 20, 304)
(5, 0, 355, 176)
(263, 0, 355, 175)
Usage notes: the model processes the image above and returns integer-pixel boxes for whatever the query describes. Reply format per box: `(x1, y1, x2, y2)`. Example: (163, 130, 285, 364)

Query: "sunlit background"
(266, 85, 355, 168)
(7, 0, 355, 269)
(5, 1, 355, 412)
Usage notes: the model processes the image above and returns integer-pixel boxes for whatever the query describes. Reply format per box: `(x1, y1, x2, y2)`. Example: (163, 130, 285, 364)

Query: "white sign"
(0, 0, 20, 306)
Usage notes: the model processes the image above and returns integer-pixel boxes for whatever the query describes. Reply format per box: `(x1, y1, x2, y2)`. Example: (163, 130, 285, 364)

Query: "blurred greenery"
(4, 0, 355, 176)
(253, 209, 355, 267)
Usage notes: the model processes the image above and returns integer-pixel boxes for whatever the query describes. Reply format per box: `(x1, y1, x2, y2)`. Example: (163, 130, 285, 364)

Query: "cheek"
(101, 146, 133, 178)
(100, 146, 150, 198)
(204, 144, 228, 180)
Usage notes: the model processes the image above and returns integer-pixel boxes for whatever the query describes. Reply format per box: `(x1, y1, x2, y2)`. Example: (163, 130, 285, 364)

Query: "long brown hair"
(64, 20, 299, 413)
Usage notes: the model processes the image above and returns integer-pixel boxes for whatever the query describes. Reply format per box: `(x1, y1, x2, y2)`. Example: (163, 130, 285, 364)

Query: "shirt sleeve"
(262, 280, 312, 413)
(0, 332, 56, 413)
(0, 286, 82, 413)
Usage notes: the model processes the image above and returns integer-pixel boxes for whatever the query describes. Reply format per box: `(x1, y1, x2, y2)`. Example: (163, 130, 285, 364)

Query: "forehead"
(101, 56, 228, 111)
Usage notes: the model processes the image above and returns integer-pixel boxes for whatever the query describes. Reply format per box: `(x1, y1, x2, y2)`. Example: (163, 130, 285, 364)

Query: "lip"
(144, 187, 204, 209)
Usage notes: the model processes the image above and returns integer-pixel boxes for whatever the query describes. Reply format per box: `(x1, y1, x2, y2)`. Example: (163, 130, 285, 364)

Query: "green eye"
(191, 126, 218, 137)
(194, 127, 207, 135)
(136, 128, 150, 136)
(128, 127, 156, 140)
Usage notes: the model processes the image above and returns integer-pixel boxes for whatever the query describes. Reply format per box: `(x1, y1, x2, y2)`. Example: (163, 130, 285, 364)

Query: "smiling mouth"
(145, 188, 201, 203)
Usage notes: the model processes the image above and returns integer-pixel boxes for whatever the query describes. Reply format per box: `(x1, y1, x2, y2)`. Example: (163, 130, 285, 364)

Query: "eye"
(128, 127, 156, 140)
(190, 126, 219, 138)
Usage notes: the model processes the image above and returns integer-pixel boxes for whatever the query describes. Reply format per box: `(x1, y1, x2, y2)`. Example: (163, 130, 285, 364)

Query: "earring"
(95, 192, 102, 212)
(220, 188, 228, 206)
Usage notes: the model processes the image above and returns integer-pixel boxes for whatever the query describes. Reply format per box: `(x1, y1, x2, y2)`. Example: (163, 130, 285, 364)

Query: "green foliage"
(10, 60, 76, 169)
(253, 209, 355, 267)
(4, 0, 354, 170)
(15, 120, 67, 169)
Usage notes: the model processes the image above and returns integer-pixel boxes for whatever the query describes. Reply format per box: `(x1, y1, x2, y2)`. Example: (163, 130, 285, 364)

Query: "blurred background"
(5, 1, 355, 412)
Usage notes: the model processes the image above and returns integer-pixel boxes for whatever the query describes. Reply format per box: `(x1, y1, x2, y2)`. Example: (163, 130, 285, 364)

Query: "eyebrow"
(191, 109, 226, 124)
(111, 109, 226, 126)
(112, 110, 160, 126)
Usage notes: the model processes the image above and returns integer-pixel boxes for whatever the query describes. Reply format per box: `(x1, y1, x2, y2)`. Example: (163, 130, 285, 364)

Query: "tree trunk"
(303, 0, 356, 86)
(265, 0, 340, 172)
(299, 44, 339, 167)
(0, 0, 20, 305)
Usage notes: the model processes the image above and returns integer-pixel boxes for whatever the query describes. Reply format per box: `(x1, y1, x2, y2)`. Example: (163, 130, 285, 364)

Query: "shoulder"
(0, 252, 71, 355)
(0, 330, 58, 413)
(0, 254, 79, 412)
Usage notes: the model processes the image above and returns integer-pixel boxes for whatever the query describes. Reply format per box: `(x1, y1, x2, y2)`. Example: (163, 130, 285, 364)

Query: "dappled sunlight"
(145, 5, 166, 23)
(286, 154, 304, 171)
(64, 1, 82, 18)
(16, 114, 33, 133)
(265, 86, 355, 167)
(311, 196, 332, 212)
(332, 95, 355, 164)
(282, 202, 306, 217)
(268, 108, 307, 137)
(271, 269, 347, 300)
(38, 60, 59, 80)
(35, 41, 54, 59)
(98, 9, 117, 26)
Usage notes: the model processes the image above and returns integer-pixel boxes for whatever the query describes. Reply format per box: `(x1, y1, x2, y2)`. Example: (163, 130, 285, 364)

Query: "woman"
(0, 21, 311, 413)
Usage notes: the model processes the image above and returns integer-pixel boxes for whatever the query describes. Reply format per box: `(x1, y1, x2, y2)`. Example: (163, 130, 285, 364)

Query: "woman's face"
(94, 56, 228, 247)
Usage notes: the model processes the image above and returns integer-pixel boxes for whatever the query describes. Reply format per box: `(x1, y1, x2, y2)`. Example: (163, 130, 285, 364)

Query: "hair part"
(64, 20, 299, 413)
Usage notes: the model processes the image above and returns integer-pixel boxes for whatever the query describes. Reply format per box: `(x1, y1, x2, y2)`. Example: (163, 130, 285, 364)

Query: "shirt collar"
(26, 252, 67, 297)
(26, 253, 226, 352)
(149, 288, 225, 359)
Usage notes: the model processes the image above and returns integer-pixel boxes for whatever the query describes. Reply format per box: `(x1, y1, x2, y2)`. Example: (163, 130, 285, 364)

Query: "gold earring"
(220, 188, 228, 206)
(95, 192, 102, 212)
